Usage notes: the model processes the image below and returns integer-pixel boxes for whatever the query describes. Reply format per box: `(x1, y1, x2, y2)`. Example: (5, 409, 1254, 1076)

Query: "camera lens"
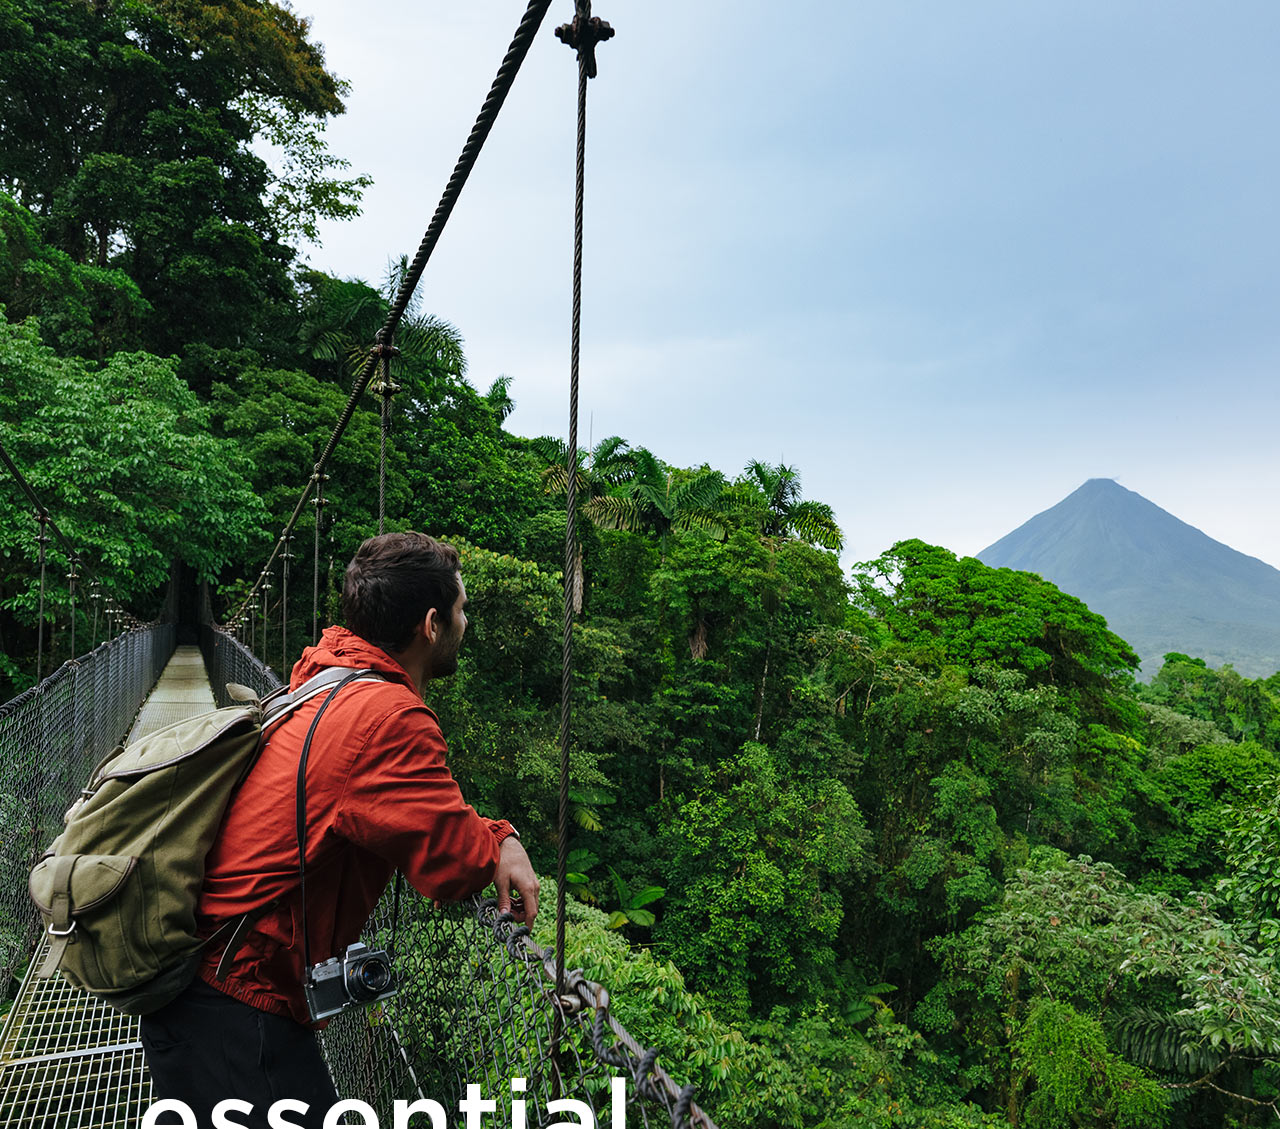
(348, 956, 392, 999)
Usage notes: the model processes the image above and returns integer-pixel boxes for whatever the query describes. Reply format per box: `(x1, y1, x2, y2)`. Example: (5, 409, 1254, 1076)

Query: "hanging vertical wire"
(372, 341, 407, 931)
(373, 345, 389, 535)
(261, 581, 271, 667)
(312, 473, 327, 643)
(35, 513, 49, 682)
(281, 536, 292, 676)
(554, 0, 613, 1012)
(68, 552, 78, 659)
(90, 580, 100, 647)
(375, 342, 399, 537)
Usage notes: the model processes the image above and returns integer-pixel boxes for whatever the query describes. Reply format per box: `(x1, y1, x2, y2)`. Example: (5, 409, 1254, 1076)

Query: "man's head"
(342, 533, 466, 675)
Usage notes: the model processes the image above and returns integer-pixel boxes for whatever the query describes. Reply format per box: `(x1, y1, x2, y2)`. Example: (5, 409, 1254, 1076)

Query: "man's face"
(428, 575, 468, 679)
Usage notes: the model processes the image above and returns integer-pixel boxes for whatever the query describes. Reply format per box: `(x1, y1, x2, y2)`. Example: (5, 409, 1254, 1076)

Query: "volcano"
(977, 479, 1280, 678)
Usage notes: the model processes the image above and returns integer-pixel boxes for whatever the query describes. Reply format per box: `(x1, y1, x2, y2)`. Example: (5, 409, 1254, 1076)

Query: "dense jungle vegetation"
(2, 3, 1279, 1125)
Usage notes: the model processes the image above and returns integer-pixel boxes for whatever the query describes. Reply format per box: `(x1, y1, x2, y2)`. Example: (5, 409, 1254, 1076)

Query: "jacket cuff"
(489, 819, 519, 845)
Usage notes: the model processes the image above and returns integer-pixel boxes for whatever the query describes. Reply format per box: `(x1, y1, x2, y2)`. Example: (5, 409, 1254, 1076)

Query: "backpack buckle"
(48, 920, 77, 937)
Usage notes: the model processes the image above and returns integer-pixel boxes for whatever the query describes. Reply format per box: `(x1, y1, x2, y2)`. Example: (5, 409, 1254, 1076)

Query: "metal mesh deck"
(0, 636, 192, 1129)
(0, 937, 152, 1128)
(126, 646, 215, 743)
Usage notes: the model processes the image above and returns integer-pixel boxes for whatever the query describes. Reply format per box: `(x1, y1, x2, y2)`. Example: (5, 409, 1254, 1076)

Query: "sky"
(286, 1, 1280, 570)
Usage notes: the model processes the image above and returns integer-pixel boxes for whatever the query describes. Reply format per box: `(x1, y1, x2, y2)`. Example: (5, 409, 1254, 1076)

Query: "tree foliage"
(0, 310, 264, 691)
(0, 0, 363, 355)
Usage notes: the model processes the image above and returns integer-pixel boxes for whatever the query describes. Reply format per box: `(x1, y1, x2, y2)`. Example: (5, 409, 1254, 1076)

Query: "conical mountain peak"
(978, 481, 1280, 676)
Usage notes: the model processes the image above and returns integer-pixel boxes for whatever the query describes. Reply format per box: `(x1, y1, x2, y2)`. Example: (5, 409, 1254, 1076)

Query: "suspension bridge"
(0, 2, 721, 1125)
(0, 620, 713, 1127)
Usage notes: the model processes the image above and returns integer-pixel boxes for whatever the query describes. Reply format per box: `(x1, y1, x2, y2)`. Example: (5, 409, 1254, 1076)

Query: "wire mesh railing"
(0, 625, 175, 998)
(201, 624, 717, 1128)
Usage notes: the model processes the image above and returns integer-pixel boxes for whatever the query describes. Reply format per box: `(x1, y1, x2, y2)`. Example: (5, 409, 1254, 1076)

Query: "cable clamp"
(555, 7, 615, 78)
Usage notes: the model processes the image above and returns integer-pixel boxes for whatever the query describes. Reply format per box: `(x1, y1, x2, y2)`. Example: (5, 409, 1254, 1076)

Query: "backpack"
(27, 665, 379, 1015)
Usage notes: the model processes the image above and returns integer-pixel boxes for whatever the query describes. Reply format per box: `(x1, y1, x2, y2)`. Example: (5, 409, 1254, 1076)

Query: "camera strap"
(294, 666, 394, 985)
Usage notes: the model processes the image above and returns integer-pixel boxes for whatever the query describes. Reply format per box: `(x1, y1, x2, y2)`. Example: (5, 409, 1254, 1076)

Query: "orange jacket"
(197, 626, 515, 1024)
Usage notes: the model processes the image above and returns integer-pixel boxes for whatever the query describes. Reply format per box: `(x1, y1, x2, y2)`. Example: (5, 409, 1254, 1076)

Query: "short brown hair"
(342, 532, 461, 652)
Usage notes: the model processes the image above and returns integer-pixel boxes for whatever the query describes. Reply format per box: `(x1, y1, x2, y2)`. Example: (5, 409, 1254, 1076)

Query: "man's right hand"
(494, 836, 539, 931)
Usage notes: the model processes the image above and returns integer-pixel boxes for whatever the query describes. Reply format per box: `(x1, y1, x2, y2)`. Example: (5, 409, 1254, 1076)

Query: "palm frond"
(398, 315, 467, 377)
(1112, 1008, 1223, 1077)
(484, 375, 516, 422)
(591, 436, 634, 485)
(529, 435, 569, 465)
(584, 495, 644, 532)
(674, 509, 726, 540)
(790, 500, 844, 551)
(671, 469, 726, 513)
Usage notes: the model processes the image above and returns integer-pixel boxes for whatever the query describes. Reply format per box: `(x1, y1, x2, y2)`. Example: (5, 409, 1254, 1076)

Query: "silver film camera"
(304, 941, 398, 1021)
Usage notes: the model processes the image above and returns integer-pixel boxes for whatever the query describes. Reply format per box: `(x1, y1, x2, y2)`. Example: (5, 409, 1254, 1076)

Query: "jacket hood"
(290, 626, 417, 693)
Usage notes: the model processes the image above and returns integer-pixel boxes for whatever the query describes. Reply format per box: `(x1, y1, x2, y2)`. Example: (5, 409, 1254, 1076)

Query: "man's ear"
(420, 607, 439, 644)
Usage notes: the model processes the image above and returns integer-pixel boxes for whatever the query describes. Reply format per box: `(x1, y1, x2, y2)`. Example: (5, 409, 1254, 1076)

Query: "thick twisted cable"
(226, 0, 555, 630)
(557, 0, 592, 1008)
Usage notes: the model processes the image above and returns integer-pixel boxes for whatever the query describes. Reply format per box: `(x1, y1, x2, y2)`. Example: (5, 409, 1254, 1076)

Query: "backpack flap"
(99, 708, 259, 781)
(30, 853, 138, 977)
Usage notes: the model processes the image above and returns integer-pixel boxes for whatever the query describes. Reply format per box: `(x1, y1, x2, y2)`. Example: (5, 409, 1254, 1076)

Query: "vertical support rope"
(282, 536, 291, 675)
(554, 0, 613, 1014)
(556, 51, 587, 1003)
(374, 342, 399, 538)
(68, 552, 78, 659)
(35, 513, 49, 682)
(312, 473, 327, 643)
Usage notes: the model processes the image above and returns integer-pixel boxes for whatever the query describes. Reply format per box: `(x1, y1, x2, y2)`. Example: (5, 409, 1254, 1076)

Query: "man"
(141, 532, 539, 1126)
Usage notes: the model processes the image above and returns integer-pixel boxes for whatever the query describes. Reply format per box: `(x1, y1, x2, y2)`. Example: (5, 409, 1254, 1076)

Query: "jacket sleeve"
(333, 702, 516, 901)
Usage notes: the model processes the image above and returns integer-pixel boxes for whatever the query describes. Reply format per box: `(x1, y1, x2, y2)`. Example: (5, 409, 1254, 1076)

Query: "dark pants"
(140, 978, 339, 1129)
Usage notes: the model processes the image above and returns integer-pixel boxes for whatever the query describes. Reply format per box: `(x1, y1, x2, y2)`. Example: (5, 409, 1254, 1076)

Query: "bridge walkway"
(0, 646, 213, 1128)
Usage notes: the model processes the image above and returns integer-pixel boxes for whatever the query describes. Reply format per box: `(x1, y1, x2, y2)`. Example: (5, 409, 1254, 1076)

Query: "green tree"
(656, 741, 869, 1022)
(1140, 653, 1280, 750)
(0, 311, 265, 692)
(0, 0, 363, 355)
(726, 460, 844, 551)
(1134, 740, 1279, 894)
(1220, 772, 1280, 946)
(0, 192, 147, 358)
(588, 448, 725, 559)
(933, 851, 1280, 1125)
(527, 434, 634, 611)
(852, 540, 1139, 725)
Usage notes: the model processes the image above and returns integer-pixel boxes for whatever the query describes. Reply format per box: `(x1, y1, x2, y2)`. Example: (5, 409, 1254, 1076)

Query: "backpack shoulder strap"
(260, 667, 386, 733)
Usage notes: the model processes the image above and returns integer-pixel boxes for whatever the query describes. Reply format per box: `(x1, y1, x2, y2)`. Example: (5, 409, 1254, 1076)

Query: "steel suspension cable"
(554, 0, 614, 1007)
(312, 472, 327, 643)
(226, 0, 555, 632)
(35, 514, 48, 681)
(375, 344, 400, 536)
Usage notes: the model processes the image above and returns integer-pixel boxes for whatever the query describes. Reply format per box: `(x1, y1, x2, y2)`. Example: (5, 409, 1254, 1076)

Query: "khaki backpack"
(28, 665, 377, 1015)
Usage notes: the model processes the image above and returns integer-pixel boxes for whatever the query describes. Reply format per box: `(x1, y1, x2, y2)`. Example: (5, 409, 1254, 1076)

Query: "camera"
(304, 941, 398, 1021)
